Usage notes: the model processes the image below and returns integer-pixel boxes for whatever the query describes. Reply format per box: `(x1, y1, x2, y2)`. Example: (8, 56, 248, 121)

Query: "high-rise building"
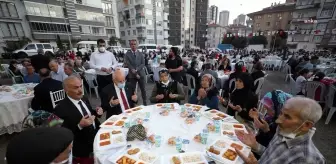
(208, 5, 218, 24)
(23, 0, 118, 46)
(118, 0, 169, 46)
(219, 10, 229, 26)
(205, 24, 226, 48)
(237, 14, 247, 25)
(247, 2, 295, 48)
(195, 0, 208, 49)
(0, 0, 31, 53)
(102, 0, 120, 41)
(233, 18, 238, 25)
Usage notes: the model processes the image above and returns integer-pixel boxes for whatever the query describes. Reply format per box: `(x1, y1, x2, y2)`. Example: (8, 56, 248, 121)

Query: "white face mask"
(161, 80, 169, 86)
(50, 150, 72, 164)
(276, 119, 309, 139)
(99, 47, 106, 53)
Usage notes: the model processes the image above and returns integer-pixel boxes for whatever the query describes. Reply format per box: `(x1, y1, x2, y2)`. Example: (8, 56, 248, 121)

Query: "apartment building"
(314, 0, 336, 49)
(219, 10, 229, 27)
(102, 0, 120, 40)
(208, 5, 218, 24)
(195, 0, 208, 49)
(0, 0, 31, 53)
(23, 0, 113, 46)
(118, 0, 169, 47)
(205, 24, 226, 48)
(247, 2, 295, 48)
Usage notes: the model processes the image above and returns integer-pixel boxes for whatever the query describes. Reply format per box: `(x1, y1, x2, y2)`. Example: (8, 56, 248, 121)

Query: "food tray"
(114, 154, 146, 164)
(184, 103, 208, 112)
(100, 115, 129, 128)
(202, 109, 233, 121)
(164, 151, 208, 164)
(155, 103, 181, 111)
(124, 105, 146, 115)
(96, 130, 127, 150)
(206, 138, 250, 164)
(221, 123, 248, 138)
(122, 148, 159, 164)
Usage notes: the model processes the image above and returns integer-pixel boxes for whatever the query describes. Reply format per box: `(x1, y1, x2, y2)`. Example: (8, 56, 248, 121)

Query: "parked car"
(13, 43, 54, 58)
(137, 44, 158, 53)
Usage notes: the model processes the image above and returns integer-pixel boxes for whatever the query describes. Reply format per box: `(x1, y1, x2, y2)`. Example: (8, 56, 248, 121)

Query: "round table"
(0, 83, 37, 135)
(216, 72, 230, 89)
(93, 104, 251, 164)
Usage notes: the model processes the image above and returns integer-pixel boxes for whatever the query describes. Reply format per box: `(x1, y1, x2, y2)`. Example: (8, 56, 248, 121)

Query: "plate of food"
(114, 155, 139, 164)
(183, 103, 207, 112)
(122, 148, 158, 164)
(124, 105, 145, 115)
(221, 123, 248, 137)
(156, 103, 180, 111)
(96, 130, 126, 150)
(100, 115, 122, 128)
(202, 109, 232, 121)
(165, 152, 207, 164)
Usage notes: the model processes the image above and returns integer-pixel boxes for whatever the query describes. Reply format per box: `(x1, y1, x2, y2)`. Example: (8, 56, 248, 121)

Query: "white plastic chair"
(284, 64, 291, 82)
(144, 67, 153, 83)
(8, 69, 23, 84)
(254, 77, 265, 99)
(325, 85, 336, 124)
(304, 81, 326, 103)
(289, 75, 296, 95)
(84, 72, 99, 99)
(50, 89, 66, 108)
(186, 74, 196, 96)
(229, 78, 236, 93)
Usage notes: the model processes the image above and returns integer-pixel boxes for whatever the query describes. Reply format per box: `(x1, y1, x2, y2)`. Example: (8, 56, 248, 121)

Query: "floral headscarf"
(261, 90, 293, 122)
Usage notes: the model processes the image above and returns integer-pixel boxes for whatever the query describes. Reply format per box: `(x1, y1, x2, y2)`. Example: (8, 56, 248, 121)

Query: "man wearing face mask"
(6, 127, 73, 164)
(150, 69, 185, 104)
(235, 97, 325, 164)
(90, 39, 118, 93)
(100, 68, 138, 119)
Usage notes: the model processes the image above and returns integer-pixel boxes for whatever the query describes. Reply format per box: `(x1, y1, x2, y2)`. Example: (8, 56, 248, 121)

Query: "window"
(121, 31, 125, 36)
(257, 15, 262, 19)
(43, 44, 52, 49)
(130, 9, 135, 16)
(25, 44, 36, 50)
(145, 9, 152, 15)
(146, 19, 152, 25)
(25, 2, 63, 18)
(129, 0, 133, 5)
(277, 13, 282, 17)
(145, 0, 151, 4)
(266, 22, 270, 26)
(200, 12, 202, 16)
(106, 29, 116, 35)
(192, 8, 194, 11)
(320, 10, 333, 17)
(80, 25, 90, 33)
(36, 44, 43, 49)
(313, 36, 322, 43)
(127, 30, 130, 35)
(76, 10, 104, 22)
(0, 22, 24, 37)
(147, 29, 154, 35)
(175, 9, 178, 14)
(120, 21, 124, 27)
(267, 14, 271, 18)
(331, 35, 336, 42)
(102, 3, 113, 14)
(105, 16, 114, 27)
(156, 12, 161, 17)
(157, 2, 161, 7)
(133, 30, 136, 35)
(316, 23, 327, 31)
(92, 27, 103, 35)
(158, 30, 162, 35)
(256, 23, 260, 27)
(275, 21, 279, 26)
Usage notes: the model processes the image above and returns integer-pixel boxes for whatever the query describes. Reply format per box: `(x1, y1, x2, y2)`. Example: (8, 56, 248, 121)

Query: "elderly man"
(64, 62, 76, 76)
(54, 76, 103, 159)
(23, 64, 40, 83)
(124, 40, 147, 105)
(235, 97, 325, 164)
(49, 60, 68, 82)
(100, 68, 137, 119)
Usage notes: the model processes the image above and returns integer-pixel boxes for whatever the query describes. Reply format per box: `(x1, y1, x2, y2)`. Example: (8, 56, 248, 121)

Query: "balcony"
(136, 12, 145, 18)
(296, 0, 321, 9)
(135, 0, 145, 9)
(137, 34, 146, 38)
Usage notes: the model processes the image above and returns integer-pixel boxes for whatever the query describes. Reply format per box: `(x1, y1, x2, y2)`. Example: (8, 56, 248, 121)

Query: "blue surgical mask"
(117, 82, 125, 89)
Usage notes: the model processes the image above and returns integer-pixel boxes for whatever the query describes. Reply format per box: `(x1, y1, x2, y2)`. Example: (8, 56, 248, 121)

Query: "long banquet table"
(93, 103, 251, 164)
(0, 83, 37, 135)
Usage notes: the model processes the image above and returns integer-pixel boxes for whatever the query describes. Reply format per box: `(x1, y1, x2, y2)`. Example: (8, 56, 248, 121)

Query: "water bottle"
(214, 120, 220, 133)
(175, 137, 182, 151)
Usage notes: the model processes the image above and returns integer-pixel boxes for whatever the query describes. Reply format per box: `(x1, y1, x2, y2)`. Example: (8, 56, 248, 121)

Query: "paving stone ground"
(0, 71, 335, 164)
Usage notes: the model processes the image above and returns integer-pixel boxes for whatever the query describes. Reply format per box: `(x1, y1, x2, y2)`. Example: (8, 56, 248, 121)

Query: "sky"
(209, 0, 287, 24)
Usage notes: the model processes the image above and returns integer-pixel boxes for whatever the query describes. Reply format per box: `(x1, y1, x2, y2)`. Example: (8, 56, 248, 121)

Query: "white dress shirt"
(89, 51, 118, 75)
(67, 96, 96, 129)
(111, 84, 130, 113)
(51, 66, 68, 82)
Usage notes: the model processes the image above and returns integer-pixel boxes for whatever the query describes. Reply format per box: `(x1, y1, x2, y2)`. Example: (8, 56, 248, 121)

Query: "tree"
(249, 35, 268, 46)
(221, 32, 234, 44)
(109, 36, 120, 46)
(231, 36, 247, 49)
(4, 36, 31, 52)
(56, 35, 64, 51)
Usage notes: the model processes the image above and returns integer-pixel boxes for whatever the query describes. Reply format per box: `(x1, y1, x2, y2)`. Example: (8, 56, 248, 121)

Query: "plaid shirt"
(254, 128, 325, 164)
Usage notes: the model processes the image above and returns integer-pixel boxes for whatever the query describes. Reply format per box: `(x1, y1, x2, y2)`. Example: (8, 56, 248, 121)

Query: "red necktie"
(120, 89, 129, 110)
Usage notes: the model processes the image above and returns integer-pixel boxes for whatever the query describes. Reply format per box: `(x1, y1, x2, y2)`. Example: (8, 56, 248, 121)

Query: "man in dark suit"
(101, 68, 138, 119)
(54, 76, 103, 159)
(31, 68, 63, 112)
(124, 40, 147, 105)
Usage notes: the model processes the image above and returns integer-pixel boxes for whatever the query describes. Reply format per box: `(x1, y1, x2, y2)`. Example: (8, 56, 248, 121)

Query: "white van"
(137, 44, 158, 53)
(74, 41, 98, 54)
(13, 43, 54, 58)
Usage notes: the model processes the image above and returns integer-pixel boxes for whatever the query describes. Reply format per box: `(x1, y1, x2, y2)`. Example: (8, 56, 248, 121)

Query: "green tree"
(249, 35, 268, 46)
(56, 35, 64, 51)
(221, 32, 234, 44)
(270, 35, 286, 50)
(232, 36, 247, 49)
(109, 36, 120, 46)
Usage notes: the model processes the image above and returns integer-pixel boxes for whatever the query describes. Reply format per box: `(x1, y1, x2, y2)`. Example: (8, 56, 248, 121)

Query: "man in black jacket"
(54, 76, 103, 158)
(31, 68, 63, 112)
(100, 68, 138, 119)
(30, 49, 50, 73)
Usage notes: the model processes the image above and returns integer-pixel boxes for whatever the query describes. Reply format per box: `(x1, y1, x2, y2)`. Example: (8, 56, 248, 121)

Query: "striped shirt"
(255, 128, 325, 164)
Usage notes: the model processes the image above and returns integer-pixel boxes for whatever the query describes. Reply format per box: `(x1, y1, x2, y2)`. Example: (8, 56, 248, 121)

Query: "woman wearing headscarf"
(6, 127, 73, 164)
(150, 69, 185, 104)
(225, 73, 258, 121)
(249, 90, 292, 147)
(189, 74, 219, 109)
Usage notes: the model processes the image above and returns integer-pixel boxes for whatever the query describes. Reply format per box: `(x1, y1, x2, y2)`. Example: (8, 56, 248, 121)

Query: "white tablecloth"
(0, 83, 37, 135)
(260, 59, 282, 68)
(93, 104, 248, 164)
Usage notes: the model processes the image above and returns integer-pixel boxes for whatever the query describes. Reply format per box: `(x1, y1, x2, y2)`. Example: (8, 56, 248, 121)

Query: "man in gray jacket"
(124, 40, 147, 105)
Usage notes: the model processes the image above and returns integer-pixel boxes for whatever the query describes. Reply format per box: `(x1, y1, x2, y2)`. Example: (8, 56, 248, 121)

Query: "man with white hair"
(100, 68, 138, 119)
(49, 60, 68, 82)
(235, 97, 325, 164)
